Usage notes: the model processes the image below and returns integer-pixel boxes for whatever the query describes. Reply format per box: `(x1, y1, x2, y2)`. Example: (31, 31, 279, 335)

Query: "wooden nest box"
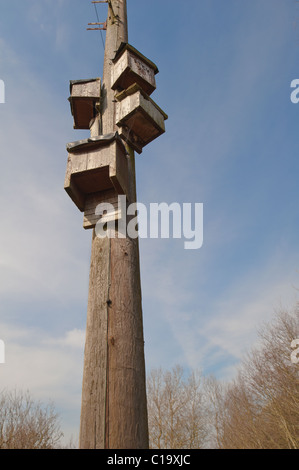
(64, 133, 129, 229)
(69, 78, 101, 129)
(112, 43, 158, 96)
(115, 84, 168, 154)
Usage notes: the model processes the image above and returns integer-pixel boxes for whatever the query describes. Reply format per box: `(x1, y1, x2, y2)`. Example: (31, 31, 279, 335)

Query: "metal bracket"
(87, 21, 107, 31)
(88, 0, 119, 28)
(91, 0, 117, 22)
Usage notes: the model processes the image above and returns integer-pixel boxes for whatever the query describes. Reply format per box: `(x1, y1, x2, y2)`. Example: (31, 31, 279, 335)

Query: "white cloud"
(0, 35, 91, 304)
(141, 235, 299, 380)
(46, 328, 86, 350)
(0, 36, 88, 443)
(26, 0, 72, 50)
(0, 321, 84, 444)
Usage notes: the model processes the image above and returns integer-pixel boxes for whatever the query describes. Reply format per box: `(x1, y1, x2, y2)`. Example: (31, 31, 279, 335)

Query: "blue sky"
(0, 0, 298, 444)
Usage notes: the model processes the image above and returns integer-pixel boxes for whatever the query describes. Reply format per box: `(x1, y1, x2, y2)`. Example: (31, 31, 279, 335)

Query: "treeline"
(0, 306, 298, 449)
(0, 389, 63, 449)
(147, 306, 299, 449)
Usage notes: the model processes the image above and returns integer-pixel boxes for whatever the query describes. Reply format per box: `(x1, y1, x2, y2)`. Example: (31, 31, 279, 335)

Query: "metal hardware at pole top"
(87, 21, 107, 31)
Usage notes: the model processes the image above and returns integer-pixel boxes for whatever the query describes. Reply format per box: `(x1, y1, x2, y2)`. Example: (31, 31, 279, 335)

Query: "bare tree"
(147, 365, 208, 449)
(0, 389, 63, 449)
(206, 306, 299, 449)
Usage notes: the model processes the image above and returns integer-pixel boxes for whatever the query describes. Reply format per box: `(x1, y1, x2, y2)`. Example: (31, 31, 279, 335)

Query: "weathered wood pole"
(79, 0, 149, 449)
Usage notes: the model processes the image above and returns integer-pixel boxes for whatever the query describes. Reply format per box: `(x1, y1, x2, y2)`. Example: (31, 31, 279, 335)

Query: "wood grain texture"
(79, 232, 110, 448)
(79, 0, 149, 449)
(107, 235, 148, 448)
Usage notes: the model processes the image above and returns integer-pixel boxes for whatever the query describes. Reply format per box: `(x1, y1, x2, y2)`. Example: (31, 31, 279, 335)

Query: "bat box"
(111, 43, 158, 96)
(83, 188, 124, 230)
(115, 84, 168, 154)
(64, 133, 129, 223)
(68, 78, 101, 130)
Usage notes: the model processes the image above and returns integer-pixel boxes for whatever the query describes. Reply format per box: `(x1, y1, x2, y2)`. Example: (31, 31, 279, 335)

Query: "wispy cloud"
(0, 321, 84, 443)
(141, 232, 299, 379)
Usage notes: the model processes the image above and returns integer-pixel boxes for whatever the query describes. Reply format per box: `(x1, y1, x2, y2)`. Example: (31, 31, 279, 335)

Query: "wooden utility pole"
(80, 0, 148, 449)
(65, 0, 167, 449)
